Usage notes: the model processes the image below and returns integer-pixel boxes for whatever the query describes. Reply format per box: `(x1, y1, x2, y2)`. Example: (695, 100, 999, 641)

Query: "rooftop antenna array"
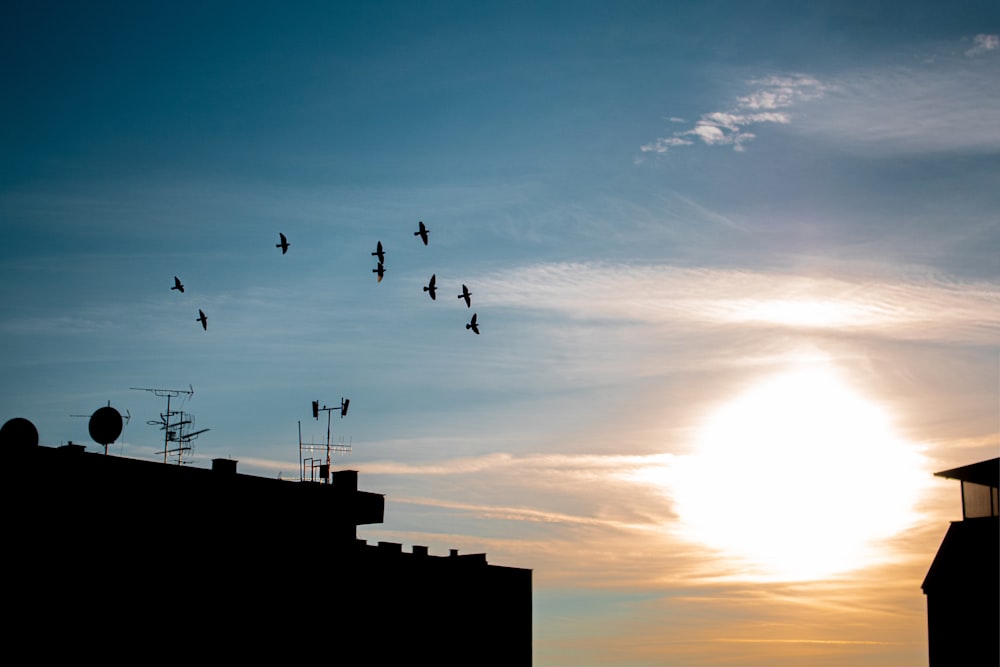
(130, 385, 209, 464)
(300, 397, 350, 483)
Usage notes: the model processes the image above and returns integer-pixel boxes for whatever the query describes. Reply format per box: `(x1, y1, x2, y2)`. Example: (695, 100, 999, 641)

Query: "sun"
(666, 365, 926, 580)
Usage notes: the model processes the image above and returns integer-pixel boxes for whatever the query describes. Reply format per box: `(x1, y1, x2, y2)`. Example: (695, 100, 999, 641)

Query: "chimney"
(212, 458, 238, 475)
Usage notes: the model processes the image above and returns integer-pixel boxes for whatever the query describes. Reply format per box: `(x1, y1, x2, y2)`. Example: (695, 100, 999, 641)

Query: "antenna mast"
(130, 386, 208, 464)
(302, 397, 351, 482)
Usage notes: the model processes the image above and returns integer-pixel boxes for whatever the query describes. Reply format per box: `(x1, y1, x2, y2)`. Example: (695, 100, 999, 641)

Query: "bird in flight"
(466, 313, 479, 335)
(197, 309, 208, 330)
(171, 276, 185, 293)
(276, 232, 290, 254)
(458, 284, 471, 308)
(372, 240, 385, 264)
(414, 220, 430, 245)
(424, 274, 437, 300)
(373, 262, 386, 283)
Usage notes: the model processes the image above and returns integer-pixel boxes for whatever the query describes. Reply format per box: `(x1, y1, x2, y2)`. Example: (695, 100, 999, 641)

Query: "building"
(921, 457, 998, 667)
(1, 418, 532, 663)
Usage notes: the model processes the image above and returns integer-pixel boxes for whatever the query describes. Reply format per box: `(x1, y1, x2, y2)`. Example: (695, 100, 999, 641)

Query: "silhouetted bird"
(171, 276, 185, 293)
(466, 313, 479, 334)
(373, 262, 385, 283)
(414, 220, 430, 245)
(458, 284, 471, 308)
(424, 274, 437, 300)
(197, 309, 208, 330)
(372, 240, 385, 264)
(276, 232, 290, 254)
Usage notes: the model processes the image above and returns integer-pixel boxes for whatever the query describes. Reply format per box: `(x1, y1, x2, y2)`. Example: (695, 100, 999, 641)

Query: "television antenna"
(300, 397, 351, 482)
(150, 409, 208, 465)
(130, 386, 208, 464)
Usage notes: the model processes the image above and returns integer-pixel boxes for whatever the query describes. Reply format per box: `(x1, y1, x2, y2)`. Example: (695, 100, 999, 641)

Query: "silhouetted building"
(922, 457, 998, 667)
(1, 434, 531, 663)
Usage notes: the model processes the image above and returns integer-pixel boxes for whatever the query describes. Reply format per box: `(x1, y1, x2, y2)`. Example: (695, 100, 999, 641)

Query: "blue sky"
(2, 2, 998, 664)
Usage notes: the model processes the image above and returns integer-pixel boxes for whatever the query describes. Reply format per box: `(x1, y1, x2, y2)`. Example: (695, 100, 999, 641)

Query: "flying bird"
(466, 313, 479, 335)
(197, 309, 208, 330)
(276, 233, 290, 254)
(371, 241, 385, 264)
(414, 220, 429, 245)
(458, 284, 471, 308)
(171, 276, 185, 293)
(373, 262, 385, 283)
(424, 274, 437, 300)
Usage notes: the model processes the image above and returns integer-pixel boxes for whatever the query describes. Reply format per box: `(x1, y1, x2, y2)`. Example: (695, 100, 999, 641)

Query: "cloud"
(643, 36, 1000, 156)
(966, 33, 999, 57)
(477, 262, 1000, 345)
(798, 61, 1000, 154)
(641, 75, 825, 153)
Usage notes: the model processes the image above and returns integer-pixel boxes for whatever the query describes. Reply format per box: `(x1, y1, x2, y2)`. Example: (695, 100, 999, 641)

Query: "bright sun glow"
(665, 365, 926, 581)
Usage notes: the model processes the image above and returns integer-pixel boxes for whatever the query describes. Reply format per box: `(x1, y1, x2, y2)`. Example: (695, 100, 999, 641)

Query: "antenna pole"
(130, 386, 203, 465)
(326, 409, 332, 483)
(309, 396, 351, 483)
(163, 393, 171, 463)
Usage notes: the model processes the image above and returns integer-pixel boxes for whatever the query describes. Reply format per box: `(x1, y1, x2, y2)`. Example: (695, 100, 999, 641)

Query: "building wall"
(923, 517, 999, 667)
(2, 443, 531, 664)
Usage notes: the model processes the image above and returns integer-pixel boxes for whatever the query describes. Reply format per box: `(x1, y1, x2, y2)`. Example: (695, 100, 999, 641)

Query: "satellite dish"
(89, 406, 123, 446)
(1, 417, 39, 449)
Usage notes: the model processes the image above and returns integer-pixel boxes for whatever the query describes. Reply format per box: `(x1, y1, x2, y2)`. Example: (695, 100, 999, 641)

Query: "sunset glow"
(1, 3, 997, 665)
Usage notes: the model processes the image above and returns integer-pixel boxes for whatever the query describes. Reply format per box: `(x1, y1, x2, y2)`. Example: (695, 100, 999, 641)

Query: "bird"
(373, 262, 385, 283)
(171, 276, 185, 293)
(414, 220, 429, 245)
(276, 232, 289, 254)
(424, 274, 437, 300)
(197, 309, 208, 330)
(371, 240, 385, 264)
(466, 313, 479, 334)
(458, 284, 471, 308)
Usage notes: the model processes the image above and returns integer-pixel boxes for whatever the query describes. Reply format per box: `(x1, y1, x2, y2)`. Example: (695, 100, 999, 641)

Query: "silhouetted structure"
(1, 424, 531, 663)
(922, 457, 998, 667)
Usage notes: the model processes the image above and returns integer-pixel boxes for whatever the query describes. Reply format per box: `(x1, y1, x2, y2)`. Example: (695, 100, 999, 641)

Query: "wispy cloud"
(800, 63, 1000, 154)
(966, 33, 999, 57)
(476, 262, 1000, 344)
(641, 75, 826, 153)
(643, 36, 1000, 157)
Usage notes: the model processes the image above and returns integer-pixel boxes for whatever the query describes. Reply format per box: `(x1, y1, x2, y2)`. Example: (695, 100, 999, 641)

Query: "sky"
(1, 1, 998, 664)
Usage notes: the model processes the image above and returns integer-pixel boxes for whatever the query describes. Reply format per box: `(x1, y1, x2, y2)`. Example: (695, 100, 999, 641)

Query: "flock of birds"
(378, 220, 479, 334)
(172, 223, 480, 334)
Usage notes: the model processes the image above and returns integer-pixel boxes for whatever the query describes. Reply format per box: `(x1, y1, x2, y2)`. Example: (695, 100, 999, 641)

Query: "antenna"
(302, 396, 352, 482)
(88, 403, 124, 455)
(73, 401, 130, 455)
(131, 386, 208, 464)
